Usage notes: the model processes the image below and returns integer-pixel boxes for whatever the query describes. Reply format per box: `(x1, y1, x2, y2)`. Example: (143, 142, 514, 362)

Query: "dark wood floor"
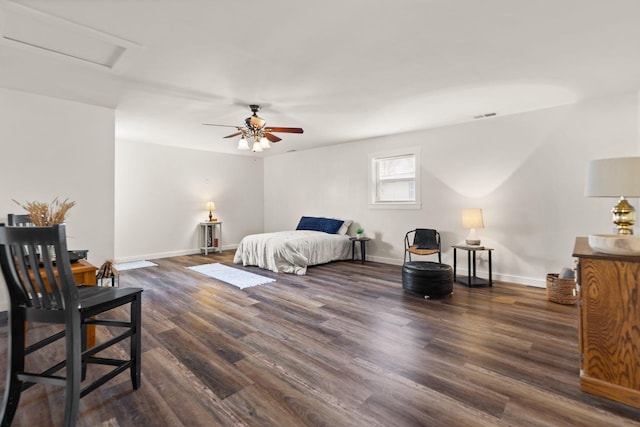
(2, 251, 640, 426)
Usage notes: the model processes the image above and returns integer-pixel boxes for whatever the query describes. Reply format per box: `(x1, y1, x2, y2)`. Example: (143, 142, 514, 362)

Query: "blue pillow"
(296, 216, 344, 234)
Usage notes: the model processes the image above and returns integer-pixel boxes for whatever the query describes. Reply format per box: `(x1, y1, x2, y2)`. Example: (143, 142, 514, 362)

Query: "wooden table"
(38, 259, 98, 347)
(71, 259, 98, 286)
(72, 260, 98, 347)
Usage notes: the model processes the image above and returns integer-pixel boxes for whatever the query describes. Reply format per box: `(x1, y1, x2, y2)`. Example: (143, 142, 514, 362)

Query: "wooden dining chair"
(0, 224, 143, 426)
(404, 228, 442, 263)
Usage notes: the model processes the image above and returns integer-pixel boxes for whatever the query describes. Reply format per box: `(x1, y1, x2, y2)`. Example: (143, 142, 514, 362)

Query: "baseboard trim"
(115, 245, 239, 264)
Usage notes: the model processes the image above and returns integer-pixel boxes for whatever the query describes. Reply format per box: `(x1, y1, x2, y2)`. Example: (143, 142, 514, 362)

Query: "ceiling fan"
(203, 105, 303, 152)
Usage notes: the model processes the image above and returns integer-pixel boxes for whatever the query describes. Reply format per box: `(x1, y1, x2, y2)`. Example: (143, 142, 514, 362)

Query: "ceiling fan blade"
(223, 131, 243, 139)
(265, 133, 282, 142)
(265, 127, 304, 134)
(203, 123, 239, 128)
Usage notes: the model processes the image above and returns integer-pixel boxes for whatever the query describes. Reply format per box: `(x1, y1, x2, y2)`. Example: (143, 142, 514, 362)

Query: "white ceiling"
(2, 0, 640, 156)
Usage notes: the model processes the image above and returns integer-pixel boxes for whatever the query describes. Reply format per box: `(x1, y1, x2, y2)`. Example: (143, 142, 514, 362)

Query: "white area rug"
(187, 263, 275, 289)
(114, 260, 158, 271)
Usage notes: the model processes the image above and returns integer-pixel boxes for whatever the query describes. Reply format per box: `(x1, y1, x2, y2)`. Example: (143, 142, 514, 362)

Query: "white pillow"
(337, 219, 353, 235)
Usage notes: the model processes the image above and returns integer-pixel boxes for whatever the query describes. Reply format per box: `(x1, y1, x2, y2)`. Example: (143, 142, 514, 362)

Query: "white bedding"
(233, 230, 351, 275)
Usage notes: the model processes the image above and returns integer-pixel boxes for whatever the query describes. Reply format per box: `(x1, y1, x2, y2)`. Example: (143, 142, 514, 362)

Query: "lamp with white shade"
(237, 136, 250, 150)
(585, 157, 640, 235)
(462, 208, 484, 246)
(260, 137, 271, 150)
(206, 201, 217, 222)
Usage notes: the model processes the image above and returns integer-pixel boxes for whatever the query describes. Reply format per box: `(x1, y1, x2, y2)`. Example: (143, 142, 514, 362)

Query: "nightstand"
(349, 237, 370, 264)
(199, 221, 222, 254)
(452, 244, 493, 287)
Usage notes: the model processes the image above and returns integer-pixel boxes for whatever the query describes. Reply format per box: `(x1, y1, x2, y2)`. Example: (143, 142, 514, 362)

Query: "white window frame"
(368, 147, 421, 210)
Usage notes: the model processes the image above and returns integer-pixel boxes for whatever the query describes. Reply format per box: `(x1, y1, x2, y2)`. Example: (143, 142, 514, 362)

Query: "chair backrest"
(7, 214, 33, 227)
(412, 228, 440, 249)
(0, 224, 78, 312)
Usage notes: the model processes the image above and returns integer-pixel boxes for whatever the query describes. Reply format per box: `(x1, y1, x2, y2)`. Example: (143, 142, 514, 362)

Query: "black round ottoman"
(402, 261, 453, 298)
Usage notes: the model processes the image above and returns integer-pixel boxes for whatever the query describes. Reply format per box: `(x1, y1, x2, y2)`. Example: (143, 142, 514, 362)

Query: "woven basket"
(546, 273, 577, 305)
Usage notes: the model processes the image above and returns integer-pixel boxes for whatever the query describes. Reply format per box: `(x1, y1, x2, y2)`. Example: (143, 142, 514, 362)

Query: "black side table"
(452, 245, 493, 287)
(350, 237, 370, 264)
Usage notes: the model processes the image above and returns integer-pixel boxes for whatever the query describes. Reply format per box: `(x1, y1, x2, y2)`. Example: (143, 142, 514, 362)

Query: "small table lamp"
(585, 157, 640, 235)
(462, 208, 484, 245)
(206, 201, 217, 222)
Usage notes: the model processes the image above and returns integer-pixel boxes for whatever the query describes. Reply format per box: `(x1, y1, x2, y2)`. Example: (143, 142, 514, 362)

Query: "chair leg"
(62, 317, 82, 427)
(81, 323, 88, 381)
(130, 294, 142, 390)
(1, 310, 25, 427)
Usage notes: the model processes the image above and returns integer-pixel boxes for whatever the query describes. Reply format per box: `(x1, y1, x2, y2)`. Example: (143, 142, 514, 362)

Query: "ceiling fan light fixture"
(204, 105, 303, 153)
(237, 136, 249, 150)
(251, 141, 263, 152)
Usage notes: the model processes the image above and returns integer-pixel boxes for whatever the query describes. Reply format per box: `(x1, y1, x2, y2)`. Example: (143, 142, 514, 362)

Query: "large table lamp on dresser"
(585, 156, 640, 235)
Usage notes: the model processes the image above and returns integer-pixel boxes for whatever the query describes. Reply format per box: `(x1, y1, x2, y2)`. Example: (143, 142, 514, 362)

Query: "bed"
(233, 217, 353, 275)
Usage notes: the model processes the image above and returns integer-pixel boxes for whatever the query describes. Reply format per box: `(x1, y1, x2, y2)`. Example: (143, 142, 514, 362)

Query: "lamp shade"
(462, 208, 484, 229)
(206, 201, 216, 211)
(585, 157, 640, 197)
(260, 137, 271, 149)
(237, 137, 250, 150)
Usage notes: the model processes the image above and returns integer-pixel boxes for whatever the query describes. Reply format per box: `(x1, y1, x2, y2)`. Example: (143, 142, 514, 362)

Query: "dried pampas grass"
(12, 197, 76, 226)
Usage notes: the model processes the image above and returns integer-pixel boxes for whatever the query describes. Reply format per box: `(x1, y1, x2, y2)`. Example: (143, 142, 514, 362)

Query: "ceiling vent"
(473, 112, 497, 120)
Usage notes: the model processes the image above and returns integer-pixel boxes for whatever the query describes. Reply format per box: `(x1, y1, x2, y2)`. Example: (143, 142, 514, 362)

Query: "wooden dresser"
(573, 237, 640, 408)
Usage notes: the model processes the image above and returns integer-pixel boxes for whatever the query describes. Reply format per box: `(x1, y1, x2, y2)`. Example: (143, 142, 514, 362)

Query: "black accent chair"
(404, 228, 441, 263)
(0, 224, 143, 426)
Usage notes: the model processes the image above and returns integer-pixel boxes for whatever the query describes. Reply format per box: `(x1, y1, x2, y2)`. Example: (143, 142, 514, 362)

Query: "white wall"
(264, 92, 639, 287)
(0, 88, 115, 308)
(114, 141, 264, 262)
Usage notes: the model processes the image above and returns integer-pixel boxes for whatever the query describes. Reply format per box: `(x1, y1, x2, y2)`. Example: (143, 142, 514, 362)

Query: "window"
(369, 147, 421, 209)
